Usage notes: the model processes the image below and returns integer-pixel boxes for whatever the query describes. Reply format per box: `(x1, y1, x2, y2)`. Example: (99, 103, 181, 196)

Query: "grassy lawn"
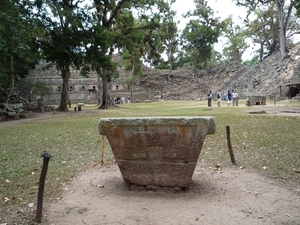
(0, 100, 299, 224)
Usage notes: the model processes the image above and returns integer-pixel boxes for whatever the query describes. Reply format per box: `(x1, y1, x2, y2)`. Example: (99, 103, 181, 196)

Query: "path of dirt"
(1, 104, 300, 225)
(0, 109, 94, 127)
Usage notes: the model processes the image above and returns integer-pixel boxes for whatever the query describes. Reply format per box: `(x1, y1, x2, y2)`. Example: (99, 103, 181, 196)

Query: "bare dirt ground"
(1, 104, 300, 225)
(42, 162, 300, 225)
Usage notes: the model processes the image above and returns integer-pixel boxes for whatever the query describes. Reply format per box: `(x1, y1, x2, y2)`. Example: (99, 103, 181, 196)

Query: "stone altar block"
(99, 117, 216, 187)
(246, 96, 266, 106)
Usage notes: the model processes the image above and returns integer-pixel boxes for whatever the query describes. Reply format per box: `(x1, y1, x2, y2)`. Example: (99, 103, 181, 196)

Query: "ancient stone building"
(23, 60, 131, 105)
(24, 61, 97, 104)
(23, 54, 155, 105)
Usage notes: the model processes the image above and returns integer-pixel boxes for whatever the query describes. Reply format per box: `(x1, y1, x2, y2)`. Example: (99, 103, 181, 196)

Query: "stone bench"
(99, 117, 216, 188)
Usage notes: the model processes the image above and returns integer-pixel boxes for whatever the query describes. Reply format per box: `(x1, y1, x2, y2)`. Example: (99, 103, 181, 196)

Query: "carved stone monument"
(246, 95, 266, 106)
(99, 117, 216, 187)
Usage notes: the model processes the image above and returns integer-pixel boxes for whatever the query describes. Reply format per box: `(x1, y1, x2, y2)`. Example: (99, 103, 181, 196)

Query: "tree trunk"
(59, 63, 70, 111)
(130, 65, 134, 101)
(6, 54, 15, 104)
(259, 42, 264, 62)
(168, 48, 173, 82)
(97, 73, 102, 106)
(204, 47, 208, 72)
(275, 0, 288, 60)
(193, 48, 197, 76)
(99, 68, 109, 108)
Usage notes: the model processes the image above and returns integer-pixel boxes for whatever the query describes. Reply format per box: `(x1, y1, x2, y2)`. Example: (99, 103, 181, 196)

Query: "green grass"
(1, 100, 300, 224)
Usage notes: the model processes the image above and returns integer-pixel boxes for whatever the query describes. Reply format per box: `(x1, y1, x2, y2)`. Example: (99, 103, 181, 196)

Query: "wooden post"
(36, 151, 51, 223)
(101, 135, 105, 164)
(226, 125, 236, 165)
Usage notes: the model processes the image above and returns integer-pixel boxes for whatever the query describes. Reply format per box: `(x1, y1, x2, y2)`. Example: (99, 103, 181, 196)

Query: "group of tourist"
(207, 89, 239, 107)
(114, 96, 131, 104)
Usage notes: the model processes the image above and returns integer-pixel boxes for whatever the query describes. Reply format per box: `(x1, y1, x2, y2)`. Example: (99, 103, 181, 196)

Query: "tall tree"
(89, 0, 168, 108)
(116, 9, 164, 100)
(235, 0, 295, 60)
(122, 48, 143, 102)
(34, 0, 88, 111)
(160, 0, 178, 81)
(118, 12, 146, 101)
(0, 0, 40, 103)
(83, 19, 118, 108)
(222, 17, 249, 63)
(181, 0, 221, 73)
(248, 4, 280, 61)
(181, 21, 209, 73)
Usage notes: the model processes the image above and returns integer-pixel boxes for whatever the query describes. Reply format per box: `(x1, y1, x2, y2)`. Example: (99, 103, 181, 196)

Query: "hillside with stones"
(2, 45, 300, 106)
(135, 44, 300, 100)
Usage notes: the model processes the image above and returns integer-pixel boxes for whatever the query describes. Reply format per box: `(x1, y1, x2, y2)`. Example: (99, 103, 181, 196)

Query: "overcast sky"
(171, 0, 254, 60)
(172, 0, 300, 60)
(173, 0, 246, 22)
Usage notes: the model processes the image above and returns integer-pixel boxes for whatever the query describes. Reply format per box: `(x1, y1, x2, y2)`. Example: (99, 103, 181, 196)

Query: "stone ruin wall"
(24, 61, 138, 105)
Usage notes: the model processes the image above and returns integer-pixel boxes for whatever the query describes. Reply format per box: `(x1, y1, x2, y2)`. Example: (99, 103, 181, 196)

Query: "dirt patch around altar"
(41, 162, 300, 225)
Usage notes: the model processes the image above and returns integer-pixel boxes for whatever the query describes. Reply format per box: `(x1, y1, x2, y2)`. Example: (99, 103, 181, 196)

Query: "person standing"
(216, 90, 221, 107)
(227, 90, 232, 107)
(207, 91, 212, 107)
(223, 91, 227, 101)
(232, 90, 238, 106)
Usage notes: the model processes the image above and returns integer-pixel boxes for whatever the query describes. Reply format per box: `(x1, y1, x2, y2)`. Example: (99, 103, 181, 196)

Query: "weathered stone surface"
(99, 117, 215, 187)
(3, 111, 17, 116)
(246, 95, 266, 106)
(0, 103, 24, 116)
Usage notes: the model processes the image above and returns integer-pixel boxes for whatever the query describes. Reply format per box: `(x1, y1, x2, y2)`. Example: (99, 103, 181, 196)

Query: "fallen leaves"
(15, 210, 23, 214)
(215, 163, 221, 170)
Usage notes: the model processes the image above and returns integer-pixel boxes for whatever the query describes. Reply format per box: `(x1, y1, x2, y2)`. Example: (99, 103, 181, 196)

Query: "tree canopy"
(34, 0, 90, 111)
(1, 0, 300, 107)
(181, 0, 222, 72)
(0, 0, 41, 102)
